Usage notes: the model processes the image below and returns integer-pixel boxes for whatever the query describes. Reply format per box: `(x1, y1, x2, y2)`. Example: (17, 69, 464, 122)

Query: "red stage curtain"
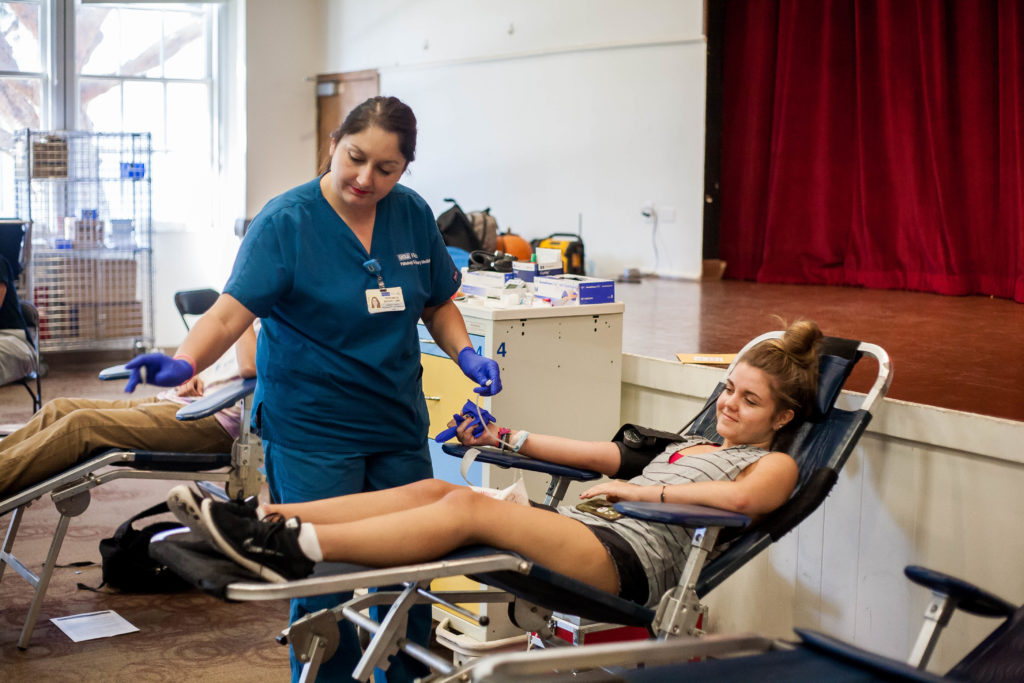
(720, 0, 1024, 302)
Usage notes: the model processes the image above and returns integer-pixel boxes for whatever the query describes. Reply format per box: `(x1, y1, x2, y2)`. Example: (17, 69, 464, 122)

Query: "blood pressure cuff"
(611, 423, 687, 480)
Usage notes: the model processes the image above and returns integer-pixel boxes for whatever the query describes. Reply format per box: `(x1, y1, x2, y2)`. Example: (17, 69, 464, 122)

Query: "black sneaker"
(167, 485, 203, 527)
(167, 486, 260, 542)
(201, 499, 315, 582)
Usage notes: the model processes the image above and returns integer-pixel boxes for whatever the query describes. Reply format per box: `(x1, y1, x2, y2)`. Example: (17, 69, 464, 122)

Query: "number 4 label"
(495, 342, 507, 357)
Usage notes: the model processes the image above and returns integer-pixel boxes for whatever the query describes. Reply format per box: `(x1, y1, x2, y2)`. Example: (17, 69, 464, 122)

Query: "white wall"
(156, 1, 707, 345)
(621, 355, 1023, 675)
(153, 0, 326, 348)
(244, 0, 325, 216)
(322, 0, 707, 279)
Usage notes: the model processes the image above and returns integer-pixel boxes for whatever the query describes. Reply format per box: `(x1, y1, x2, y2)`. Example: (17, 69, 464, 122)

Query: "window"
(0, 1, 50, 213)
(0, 0, 229, 232)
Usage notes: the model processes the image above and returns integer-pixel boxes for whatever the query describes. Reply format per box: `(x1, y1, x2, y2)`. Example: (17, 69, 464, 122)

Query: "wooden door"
(315, 69, 379, 172)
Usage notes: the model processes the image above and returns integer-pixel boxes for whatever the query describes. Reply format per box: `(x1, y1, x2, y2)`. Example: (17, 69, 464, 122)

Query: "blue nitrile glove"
(124, 353, 194, 393)
(434, 398, 496, 442)
(457, 346, 502, 396)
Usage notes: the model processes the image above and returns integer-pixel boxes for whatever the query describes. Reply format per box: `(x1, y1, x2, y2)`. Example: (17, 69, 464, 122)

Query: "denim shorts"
(530, 501, 650, 605)
(584, 524, 649, 605)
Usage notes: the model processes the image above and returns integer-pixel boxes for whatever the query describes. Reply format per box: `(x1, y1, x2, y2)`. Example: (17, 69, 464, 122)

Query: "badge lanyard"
(364, 258, 386, 291)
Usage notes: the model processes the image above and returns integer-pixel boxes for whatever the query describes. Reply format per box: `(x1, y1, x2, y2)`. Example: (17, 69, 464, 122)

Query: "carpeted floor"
(0, 355, 292, 681)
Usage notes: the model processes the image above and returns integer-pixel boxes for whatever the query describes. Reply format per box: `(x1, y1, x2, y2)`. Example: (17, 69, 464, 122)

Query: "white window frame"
(1, 0, 239, 233)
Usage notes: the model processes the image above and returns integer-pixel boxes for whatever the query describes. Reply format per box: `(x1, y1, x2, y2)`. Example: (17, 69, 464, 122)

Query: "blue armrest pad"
(904, 565, 1016, 618)
(98, 364, 131, 381)
(613, 501, 750, 528)
(441, 443, 602, 481)
(176, 378, 257, 421)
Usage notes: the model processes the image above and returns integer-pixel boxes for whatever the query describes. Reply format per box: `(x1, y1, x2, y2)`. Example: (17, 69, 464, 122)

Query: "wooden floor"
(615, 277, 1024, 423)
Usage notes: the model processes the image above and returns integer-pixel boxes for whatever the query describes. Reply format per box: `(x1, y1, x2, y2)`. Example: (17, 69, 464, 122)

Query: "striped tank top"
(557, 435, 769, 607)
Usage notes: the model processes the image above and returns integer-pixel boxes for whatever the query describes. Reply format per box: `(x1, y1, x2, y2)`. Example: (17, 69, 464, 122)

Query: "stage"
(616, 277, 1024, 424)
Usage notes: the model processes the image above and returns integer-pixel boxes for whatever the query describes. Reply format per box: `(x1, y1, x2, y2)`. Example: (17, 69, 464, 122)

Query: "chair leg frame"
(652, 525, 718, 639)
(284, 584, 521, 683)
(906, 591, 957, 669)
(1, 489, 91, 649)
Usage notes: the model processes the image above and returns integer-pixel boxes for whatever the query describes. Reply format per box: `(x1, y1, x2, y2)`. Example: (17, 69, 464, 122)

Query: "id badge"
(366, 286, 405, 313)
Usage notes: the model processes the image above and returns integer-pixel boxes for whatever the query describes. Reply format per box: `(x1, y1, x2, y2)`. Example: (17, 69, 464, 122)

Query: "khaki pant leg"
(0, 399, 232, 497)
(0, 396, 154, 453)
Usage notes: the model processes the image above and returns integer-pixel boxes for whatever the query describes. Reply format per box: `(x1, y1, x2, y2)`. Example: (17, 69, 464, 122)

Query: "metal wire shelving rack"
(13, 130, 153, 353)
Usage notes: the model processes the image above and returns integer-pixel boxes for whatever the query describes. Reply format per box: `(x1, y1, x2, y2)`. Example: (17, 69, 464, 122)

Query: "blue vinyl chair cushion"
(447, 545, 657, 627)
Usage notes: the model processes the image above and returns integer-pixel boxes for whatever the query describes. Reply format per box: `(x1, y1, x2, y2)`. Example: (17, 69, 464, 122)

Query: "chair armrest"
(903, 565, 1016, 618)
(441, 443, 602, 482)
(176, 378, 257, 421)
(613, 501, 750, 528)
(795, 628, 946, 682)
(98, 364, 131, 381)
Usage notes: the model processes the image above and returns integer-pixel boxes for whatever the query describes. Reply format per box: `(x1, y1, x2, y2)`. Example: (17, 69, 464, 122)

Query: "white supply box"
(460, 268, 516, 298)
(534, 274, 615, 305)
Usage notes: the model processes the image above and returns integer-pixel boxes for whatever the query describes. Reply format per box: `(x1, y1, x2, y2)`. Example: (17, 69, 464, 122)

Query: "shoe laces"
(249, 512, 298, 547)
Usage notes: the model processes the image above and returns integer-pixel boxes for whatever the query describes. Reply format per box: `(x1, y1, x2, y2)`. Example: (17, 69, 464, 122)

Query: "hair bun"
(780, 319, 823, 366)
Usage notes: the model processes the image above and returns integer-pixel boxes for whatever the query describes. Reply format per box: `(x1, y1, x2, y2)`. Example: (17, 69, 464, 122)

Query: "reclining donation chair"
(0, 217, 43, 414)
(0, 370, 262, 649)
(468, 564, 1024, 682)
(151, 331, 891, 682)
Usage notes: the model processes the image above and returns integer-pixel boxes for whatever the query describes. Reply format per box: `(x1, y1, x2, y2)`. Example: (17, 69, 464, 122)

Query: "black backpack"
(95, 501, 192, 593)
(436, 198, 479, 252)
(437, 199, 499, 253)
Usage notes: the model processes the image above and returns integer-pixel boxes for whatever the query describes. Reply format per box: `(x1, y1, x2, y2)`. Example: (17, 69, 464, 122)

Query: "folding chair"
(152, 332, 891, 682)
(173, 288, 219, 331)
(0, 371, 262, 649)
(469, 564, 1022, 682)
(0, 219, 42, 413)
(13, 301, 42, 412)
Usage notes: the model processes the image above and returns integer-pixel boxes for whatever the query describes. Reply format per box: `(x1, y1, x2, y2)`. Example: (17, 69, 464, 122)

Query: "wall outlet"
(641, 202, 655, 224)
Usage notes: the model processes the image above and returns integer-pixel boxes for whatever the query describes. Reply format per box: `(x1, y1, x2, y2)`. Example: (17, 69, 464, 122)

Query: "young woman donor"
(132, 96, 500, 682)
(182, 320, 823, 617)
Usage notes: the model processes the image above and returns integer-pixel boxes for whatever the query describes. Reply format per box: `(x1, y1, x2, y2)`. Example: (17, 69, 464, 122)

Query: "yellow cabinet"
(421, 352, 476, 448)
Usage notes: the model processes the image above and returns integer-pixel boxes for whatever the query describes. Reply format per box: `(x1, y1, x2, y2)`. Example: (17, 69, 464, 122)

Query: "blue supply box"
(511, 260, 563, 282)
(534, 274, 615, 305)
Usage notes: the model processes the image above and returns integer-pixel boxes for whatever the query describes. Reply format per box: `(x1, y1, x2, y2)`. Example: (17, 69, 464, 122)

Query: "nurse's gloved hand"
(124, 353, 194, 393)
(457, 346, 502, 396)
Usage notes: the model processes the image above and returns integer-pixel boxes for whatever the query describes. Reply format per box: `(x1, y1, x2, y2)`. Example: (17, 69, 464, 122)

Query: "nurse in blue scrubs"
(125, 96, 501, 681)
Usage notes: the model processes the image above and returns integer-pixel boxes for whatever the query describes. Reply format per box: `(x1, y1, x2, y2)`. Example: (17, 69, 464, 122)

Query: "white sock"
(297, 522, 323, 562)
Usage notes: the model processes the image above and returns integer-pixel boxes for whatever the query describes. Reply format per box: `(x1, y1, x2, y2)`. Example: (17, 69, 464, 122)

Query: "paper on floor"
(51, 609, 138, 642)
